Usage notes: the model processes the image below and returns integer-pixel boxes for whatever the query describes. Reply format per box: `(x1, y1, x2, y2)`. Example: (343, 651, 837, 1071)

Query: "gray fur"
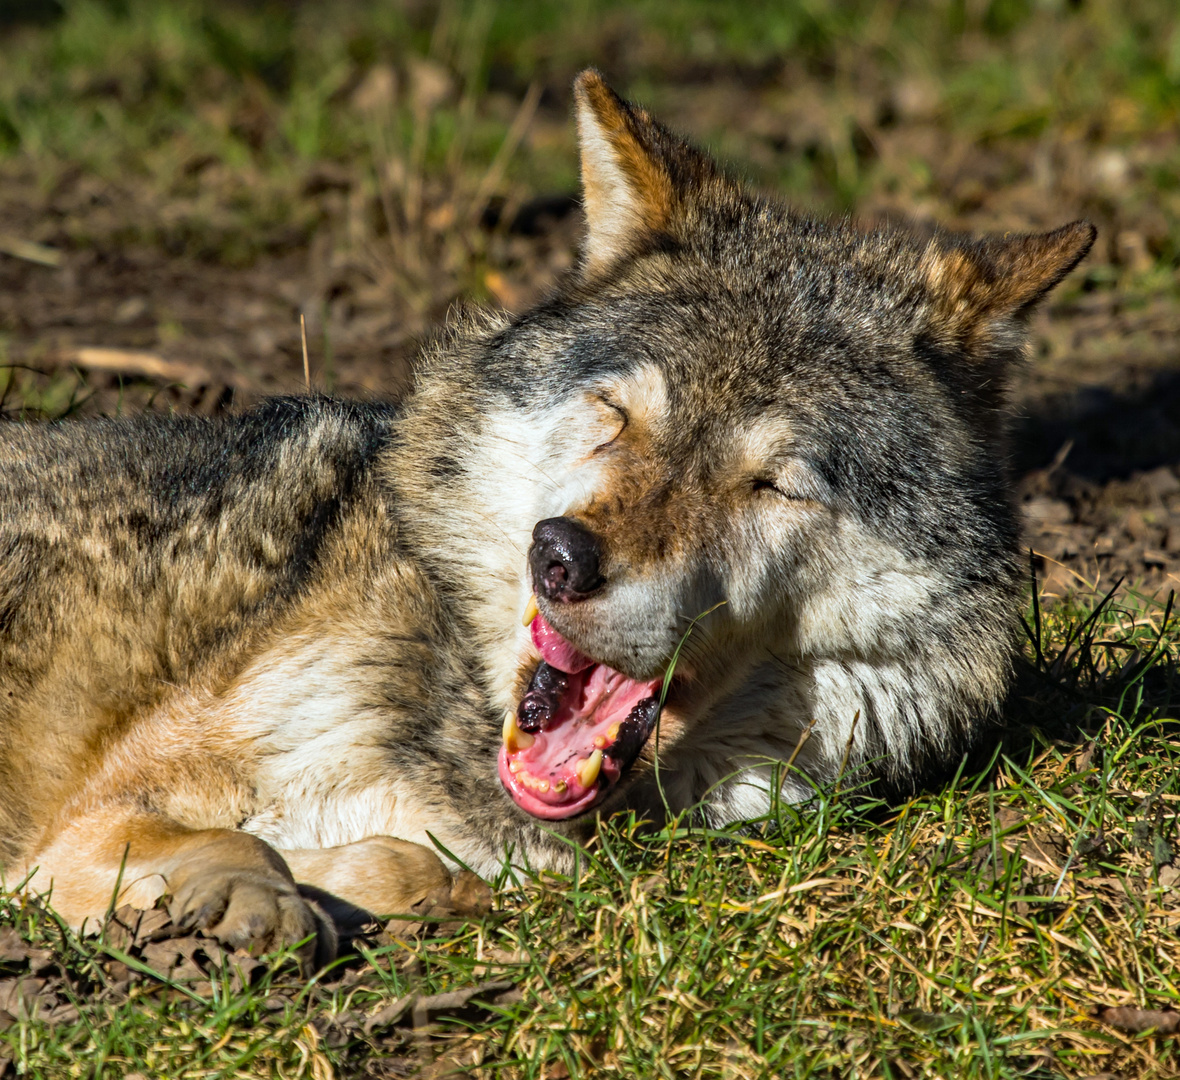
(0, 74, 1093, 942)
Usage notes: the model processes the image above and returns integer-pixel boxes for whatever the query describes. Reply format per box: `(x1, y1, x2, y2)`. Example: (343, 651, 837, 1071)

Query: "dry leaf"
(364, 993, 415, 1034)
(449, 872, 493, 916)
(416, 979, 515, 1015)
(61, 347, 212, 387)
(0, 928, 51, 972)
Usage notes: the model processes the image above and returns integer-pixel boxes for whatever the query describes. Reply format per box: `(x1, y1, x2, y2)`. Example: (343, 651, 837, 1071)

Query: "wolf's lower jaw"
(499, 614, 662, 820)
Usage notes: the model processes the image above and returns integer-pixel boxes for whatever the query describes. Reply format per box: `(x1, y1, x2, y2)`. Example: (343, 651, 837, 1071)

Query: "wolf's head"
(393, 71, 1094, 829)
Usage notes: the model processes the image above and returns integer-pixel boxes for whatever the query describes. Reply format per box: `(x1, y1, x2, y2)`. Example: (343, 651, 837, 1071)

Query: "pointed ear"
(573, 69, 713, 277)
(921, 221, 1096, 340)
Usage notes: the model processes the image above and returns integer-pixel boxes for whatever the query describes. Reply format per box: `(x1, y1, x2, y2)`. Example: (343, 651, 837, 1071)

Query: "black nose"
(529, 517, 605, 602)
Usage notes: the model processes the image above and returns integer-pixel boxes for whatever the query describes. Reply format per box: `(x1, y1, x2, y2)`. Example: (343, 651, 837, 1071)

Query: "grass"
(2, 0, 1178, 404)
(3, 1, 1179, 239)
(2, 586, 1178, 1078)
(3, 0, 1180, 1076)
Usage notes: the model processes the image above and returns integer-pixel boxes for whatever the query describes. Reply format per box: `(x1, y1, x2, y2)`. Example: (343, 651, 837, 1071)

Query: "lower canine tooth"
(503, 710, 534, 752)
(576, 749, 603, 788)
(521, 594, 539, 627)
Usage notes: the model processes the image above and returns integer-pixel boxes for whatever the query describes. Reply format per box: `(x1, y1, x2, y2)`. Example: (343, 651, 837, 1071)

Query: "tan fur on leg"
(25, 809, 334, 973)
(283, 836, 453, 917)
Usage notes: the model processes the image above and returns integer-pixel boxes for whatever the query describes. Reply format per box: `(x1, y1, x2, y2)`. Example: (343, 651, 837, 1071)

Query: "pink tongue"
(503, 614, 661, 821)
(531, 614, 593, 673)
(500, 663, 660, 820)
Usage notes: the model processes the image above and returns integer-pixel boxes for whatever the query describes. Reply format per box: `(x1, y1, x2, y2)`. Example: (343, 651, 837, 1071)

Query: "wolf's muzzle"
(529, 517, 604, 602)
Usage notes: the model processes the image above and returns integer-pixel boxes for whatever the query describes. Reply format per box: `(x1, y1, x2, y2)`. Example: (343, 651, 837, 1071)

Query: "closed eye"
(752, 477, 809, 501)
(749, 457, 829, 507)
(593, 395, 628, 451)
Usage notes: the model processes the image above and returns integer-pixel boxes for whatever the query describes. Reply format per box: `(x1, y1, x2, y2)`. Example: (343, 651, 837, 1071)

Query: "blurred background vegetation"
(2, 5, 1180, 1077)
(2, 0, 1178, 279)
(1, 0, 1177, 390)
(2, 0, 1178, 591)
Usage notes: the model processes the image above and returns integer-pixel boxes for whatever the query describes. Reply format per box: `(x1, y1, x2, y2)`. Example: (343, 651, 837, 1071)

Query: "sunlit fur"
(0, 72, 1094, 956)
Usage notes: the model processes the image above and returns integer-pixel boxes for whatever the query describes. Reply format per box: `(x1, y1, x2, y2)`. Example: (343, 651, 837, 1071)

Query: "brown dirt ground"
(0, 875, 499, 1079)
(1, 79, 1178, 606)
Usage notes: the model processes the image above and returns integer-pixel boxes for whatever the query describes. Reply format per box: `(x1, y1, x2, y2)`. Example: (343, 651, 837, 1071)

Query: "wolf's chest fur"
(0, 72, 1093, 958)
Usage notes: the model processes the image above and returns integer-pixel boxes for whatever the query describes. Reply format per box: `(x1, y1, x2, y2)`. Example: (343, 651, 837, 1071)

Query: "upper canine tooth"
(576, 749, 603, 789)
(502, 710, 534, 752)
(521, 594, 539, 627)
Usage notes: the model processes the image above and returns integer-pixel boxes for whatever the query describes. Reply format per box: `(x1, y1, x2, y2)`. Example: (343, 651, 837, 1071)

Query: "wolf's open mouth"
(498, 612, 662, 820)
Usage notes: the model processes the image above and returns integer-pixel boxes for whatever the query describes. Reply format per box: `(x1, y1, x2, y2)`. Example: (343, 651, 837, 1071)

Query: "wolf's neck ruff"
(498, 613, 662, 819)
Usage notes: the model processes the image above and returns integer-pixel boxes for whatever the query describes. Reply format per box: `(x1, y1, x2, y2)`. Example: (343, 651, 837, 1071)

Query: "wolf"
(0, 71, 1093, 966)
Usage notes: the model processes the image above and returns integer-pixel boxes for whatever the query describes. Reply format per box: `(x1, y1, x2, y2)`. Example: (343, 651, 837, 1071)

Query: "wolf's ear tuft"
(573, 69, 713, 277)
(922, 222, 1096, 336)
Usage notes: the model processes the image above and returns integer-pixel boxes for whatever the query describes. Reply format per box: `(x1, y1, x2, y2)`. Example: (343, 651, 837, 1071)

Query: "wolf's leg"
(25, 808, 335, 972)
(282, 837, 455, 918)
(282, 836, 453, 918)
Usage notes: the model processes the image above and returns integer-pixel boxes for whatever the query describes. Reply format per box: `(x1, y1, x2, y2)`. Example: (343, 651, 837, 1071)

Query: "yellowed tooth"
(576, 749, 603, 789)
(593, 735, 607, 749)
(502, 710, 534, 752)
(553, 780, 567, 795)
(521, 594, 539, 627)
(606, 723, 620, 742)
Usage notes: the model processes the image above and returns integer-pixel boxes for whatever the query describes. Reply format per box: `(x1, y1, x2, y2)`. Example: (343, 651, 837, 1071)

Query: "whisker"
(479, 432, 568, 492)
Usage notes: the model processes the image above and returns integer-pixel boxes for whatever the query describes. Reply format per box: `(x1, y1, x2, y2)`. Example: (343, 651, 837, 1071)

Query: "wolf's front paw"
(169, 866, 336, 973)
(283, 835, 456, 919)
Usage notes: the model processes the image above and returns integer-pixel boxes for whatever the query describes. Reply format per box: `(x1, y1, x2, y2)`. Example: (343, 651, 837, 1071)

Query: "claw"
(503, 709, 535, 752)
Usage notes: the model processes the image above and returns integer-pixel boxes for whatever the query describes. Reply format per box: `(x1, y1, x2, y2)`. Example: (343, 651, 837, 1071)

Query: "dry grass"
(2, 585, 1178, 1079)
(2, 2, 1180, 1076)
